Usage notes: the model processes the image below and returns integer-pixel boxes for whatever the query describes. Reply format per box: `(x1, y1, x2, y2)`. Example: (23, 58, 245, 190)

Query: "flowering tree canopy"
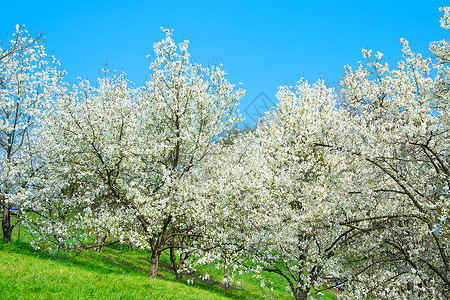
(0, 25, 64, 244)
(33, 28, 244, 278)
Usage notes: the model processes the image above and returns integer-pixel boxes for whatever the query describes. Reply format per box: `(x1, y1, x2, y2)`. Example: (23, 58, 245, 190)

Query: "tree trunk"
(224, 264, 230, 290)
(147, 215, 173, 278)
(175, 271, 183, 280)
(97, 233, 108, 252)
(149, 249, 161, 278)
(170, 247, 184, 280)
(17, 220, 20, 240)
(2, 203, 13, 244)
(294, 294, 307, 300)
(294, 291, 308, 300)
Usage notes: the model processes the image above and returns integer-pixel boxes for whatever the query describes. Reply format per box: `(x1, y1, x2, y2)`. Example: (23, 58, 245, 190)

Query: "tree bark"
(2, 203, 13, 244)
(224, 264, 230, 290)
(96, 233, 108, 252)
(149, 249, 161, 278)
(293, 290, 308, 300)
(17, 220, 20, 240)
(147, 215, 173, 278)
(170, 247, 185, 280)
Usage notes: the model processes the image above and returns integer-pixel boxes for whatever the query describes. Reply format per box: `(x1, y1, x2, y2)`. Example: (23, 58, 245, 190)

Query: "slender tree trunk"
(97, 233, 108, 252)
(170, 247, 185, 280)
(224, 263, 230, 290)
(17, 220, 20, 240)
(2, 203, 13, 244)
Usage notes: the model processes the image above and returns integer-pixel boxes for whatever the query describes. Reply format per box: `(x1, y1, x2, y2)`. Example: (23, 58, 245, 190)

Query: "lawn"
(0, 223, 337, 299)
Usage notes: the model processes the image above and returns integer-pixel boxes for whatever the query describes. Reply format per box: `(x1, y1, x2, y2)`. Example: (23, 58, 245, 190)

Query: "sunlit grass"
(0, 220, 337, 299)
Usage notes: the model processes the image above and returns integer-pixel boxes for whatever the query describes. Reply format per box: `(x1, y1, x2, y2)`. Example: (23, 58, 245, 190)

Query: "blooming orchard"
(1, 7, 450, 300)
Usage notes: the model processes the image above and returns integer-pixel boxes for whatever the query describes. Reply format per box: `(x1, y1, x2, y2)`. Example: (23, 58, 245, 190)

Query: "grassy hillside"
(0, 243, 234, 299)
(0, 224, 337, 299)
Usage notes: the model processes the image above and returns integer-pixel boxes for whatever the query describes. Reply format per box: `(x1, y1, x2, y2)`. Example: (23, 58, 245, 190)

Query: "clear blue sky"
(0, 0, 447, 125)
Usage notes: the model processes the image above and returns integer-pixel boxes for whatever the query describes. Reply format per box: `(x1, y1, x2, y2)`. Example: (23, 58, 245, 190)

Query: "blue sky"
(0, 1, 447, 125)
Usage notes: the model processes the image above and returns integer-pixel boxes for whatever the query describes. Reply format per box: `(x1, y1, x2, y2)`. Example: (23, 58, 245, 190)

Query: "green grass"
(0, 222, 337, 299)
(0, 241, 244, 300)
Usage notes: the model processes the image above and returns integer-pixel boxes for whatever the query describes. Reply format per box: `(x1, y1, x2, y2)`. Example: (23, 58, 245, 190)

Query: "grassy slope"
(0, 223, 336, 299)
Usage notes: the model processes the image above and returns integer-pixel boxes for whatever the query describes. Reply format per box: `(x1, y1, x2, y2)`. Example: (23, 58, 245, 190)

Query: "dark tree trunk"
(146, 215, 173, 278)
(2, 203, 13, 244)
(170, 247, 185, 280)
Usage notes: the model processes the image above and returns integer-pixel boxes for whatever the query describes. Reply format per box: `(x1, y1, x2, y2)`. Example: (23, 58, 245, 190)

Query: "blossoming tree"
(36, 28, 243, 278)
(333, 9, 450, 298)
(0, 25, 63, 243)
